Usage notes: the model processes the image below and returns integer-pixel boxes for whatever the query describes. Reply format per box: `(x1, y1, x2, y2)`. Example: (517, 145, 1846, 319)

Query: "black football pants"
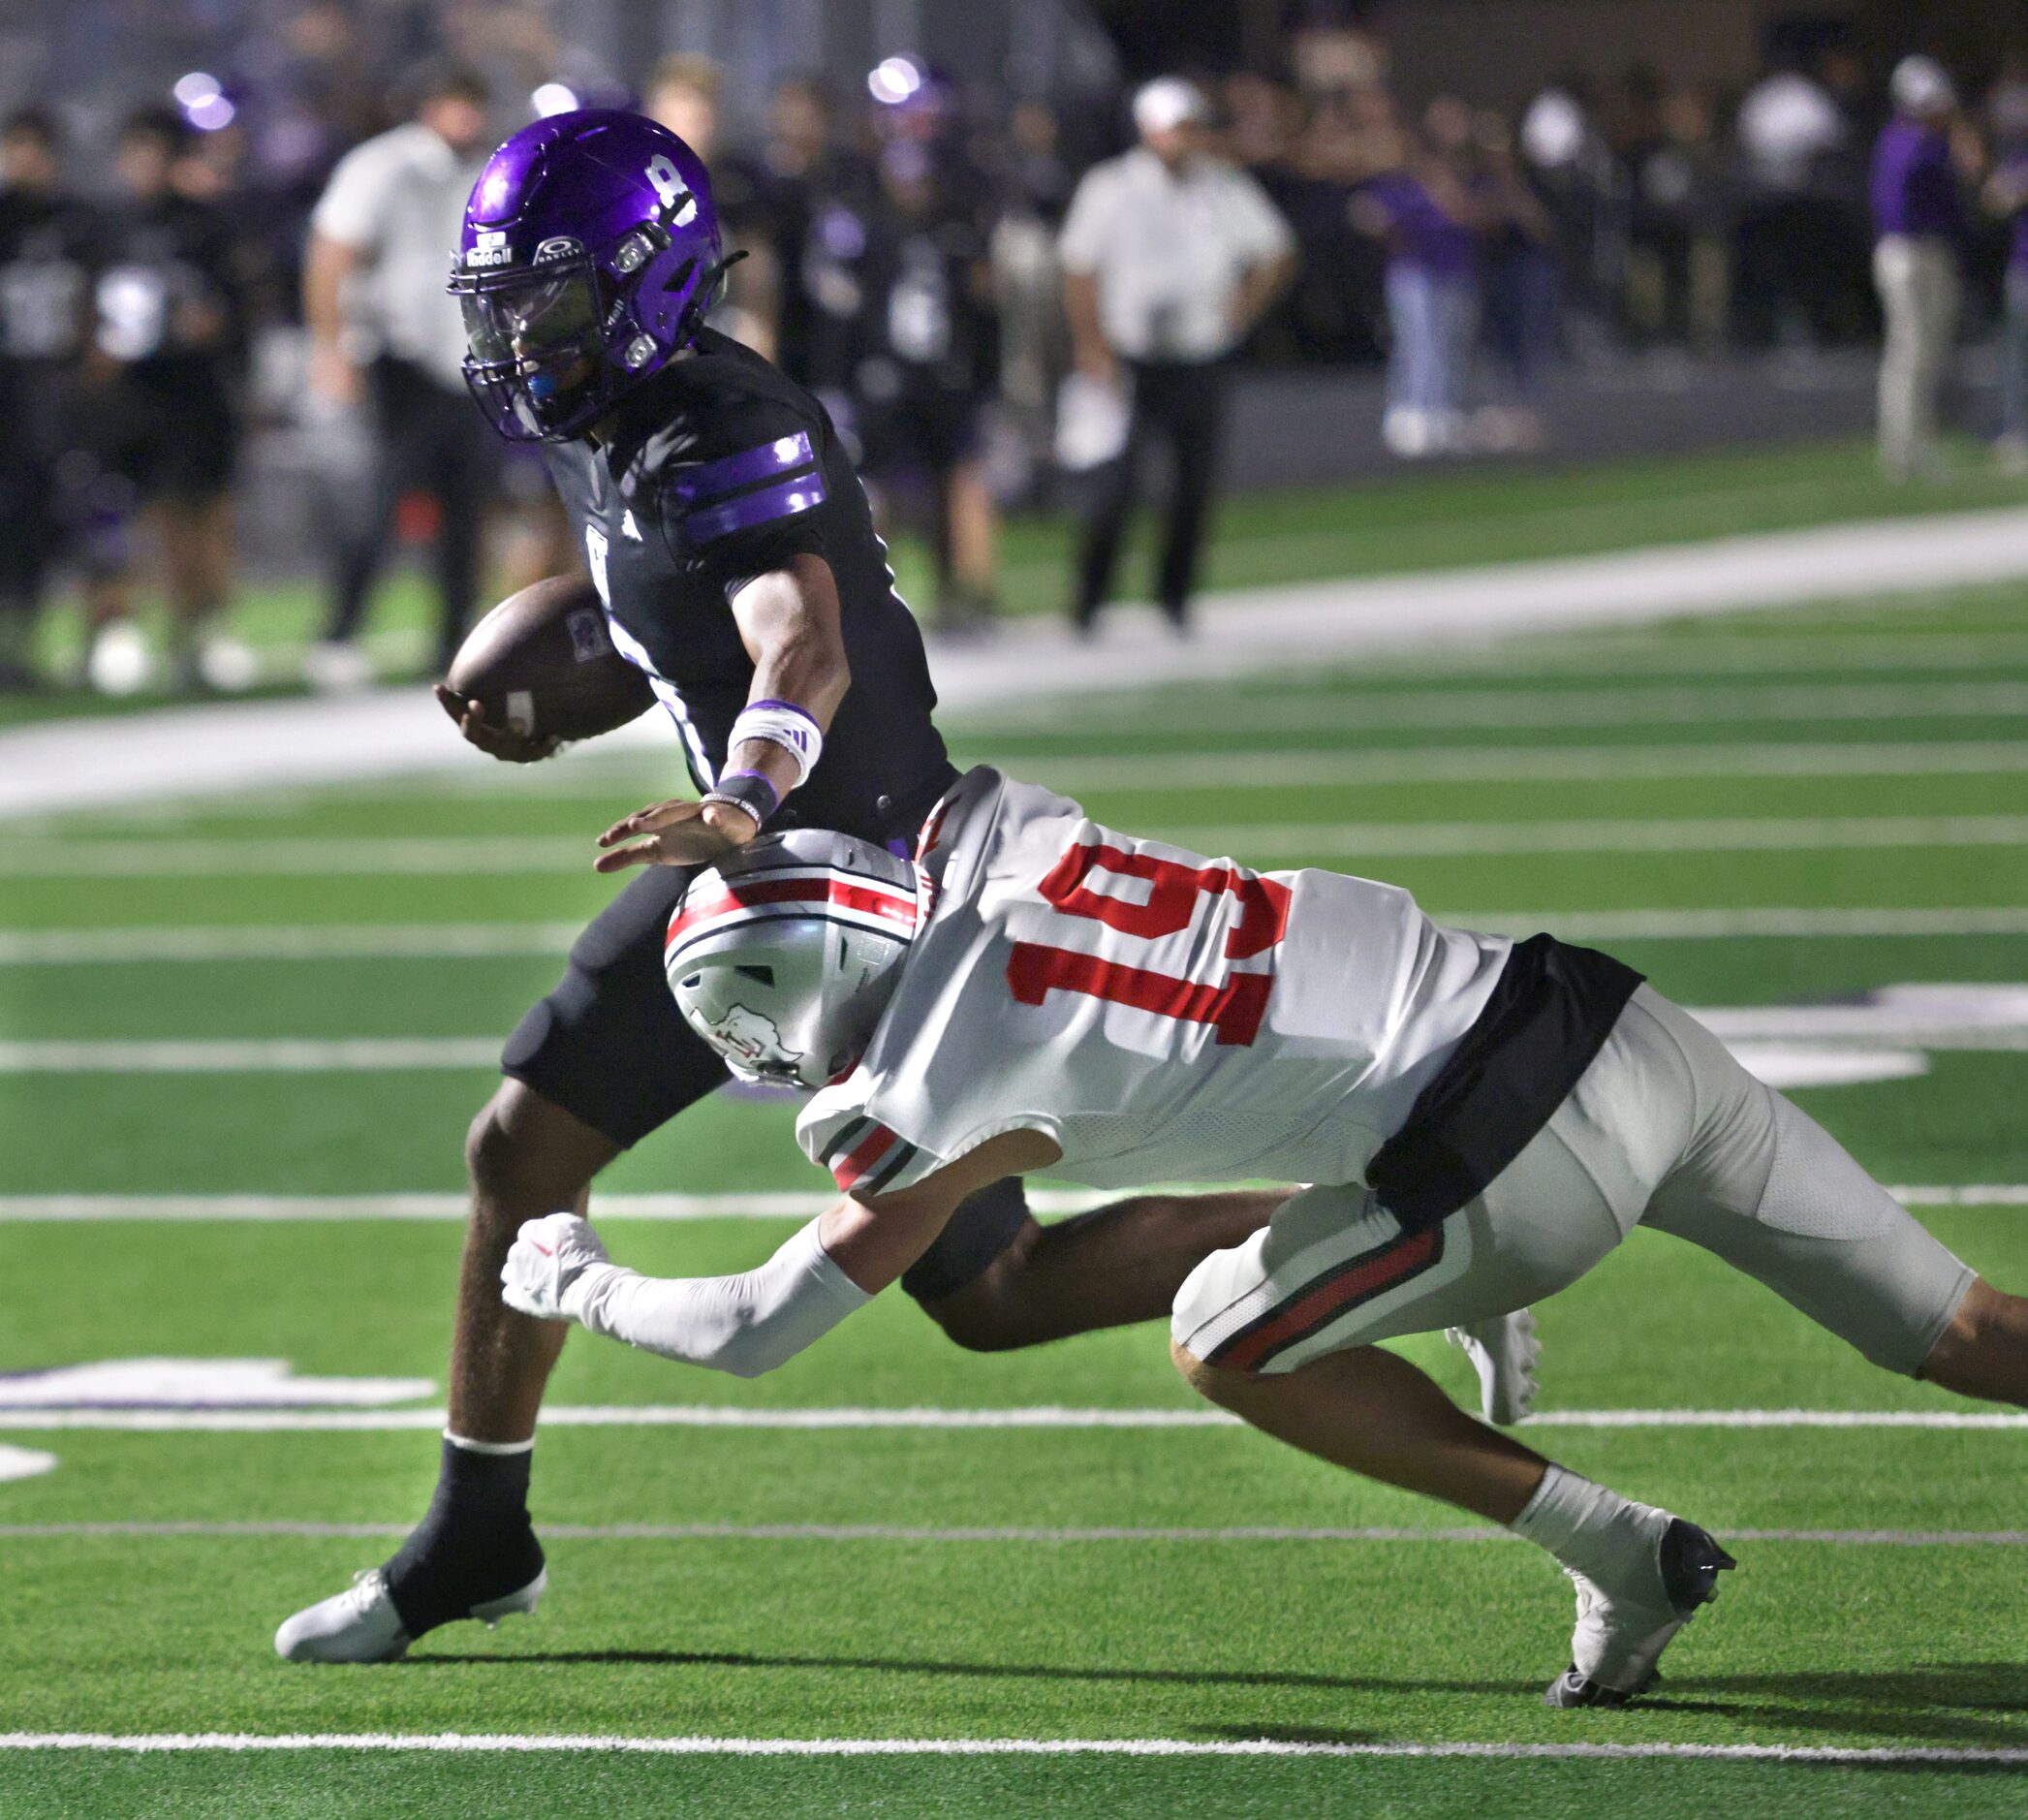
(1074, 357, 1228, 630)
(326, 358, 501, 667)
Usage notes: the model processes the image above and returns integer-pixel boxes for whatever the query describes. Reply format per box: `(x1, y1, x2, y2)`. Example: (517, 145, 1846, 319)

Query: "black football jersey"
(803, 184, 997, 401)
(541, 328, 956, 845)
(0, 189, 95, 367)
(92, 194, 247, 381)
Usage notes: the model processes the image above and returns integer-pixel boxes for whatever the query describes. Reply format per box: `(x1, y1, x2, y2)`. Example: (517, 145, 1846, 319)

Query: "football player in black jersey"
(276, 110, 1275, 1662)
(0, 109, 94, 690)
(81, 108, 249, 694)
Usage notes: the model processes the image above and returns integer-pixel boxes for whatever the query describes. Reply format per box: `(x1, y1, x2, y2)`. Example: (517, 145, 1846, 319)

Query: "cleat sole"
(470, 1565, 546, 1628)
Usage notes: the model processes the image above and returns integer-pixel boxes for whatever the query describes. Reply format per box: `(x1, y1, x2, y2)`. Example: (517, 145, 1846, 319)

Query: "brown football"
(446, 574, 655, 741)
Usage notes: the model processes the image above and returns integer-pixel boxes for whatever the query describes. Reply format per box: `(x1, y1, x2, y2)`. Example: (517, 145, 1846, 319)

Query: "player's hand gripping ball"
(440, 573, 655, 761)
(501, 1212, 612, 1324)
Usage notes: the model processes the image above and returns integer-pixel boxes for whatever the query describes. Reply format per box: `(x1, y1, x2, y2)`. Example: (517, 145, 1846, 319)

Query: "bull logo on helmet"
(710, 1003, 800, 1075)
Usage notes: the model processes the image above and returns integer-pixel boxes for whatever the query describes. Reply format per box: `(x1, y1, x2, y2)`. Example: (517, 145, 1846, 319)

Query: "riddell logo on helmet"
(465, 230, 511, 268)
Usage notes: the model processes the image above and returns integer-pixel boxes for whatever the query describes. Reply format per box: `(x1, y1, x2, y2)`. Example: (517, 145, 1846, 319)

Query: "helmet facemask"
(452, 229, 726, 443)
(664, 833, 920, 1092)
(455, 252, 612, 439)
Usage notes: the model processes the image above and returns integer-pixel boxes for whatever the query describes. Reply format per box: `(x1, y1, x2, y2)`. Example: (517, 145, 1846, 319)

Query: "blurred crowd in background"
(6, 0, 2028, 695)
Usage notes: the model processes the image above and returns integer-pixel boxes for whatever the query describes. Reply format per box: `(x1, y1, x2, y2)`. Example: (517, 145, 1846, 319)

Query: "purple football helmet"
(450, 109, 723, 442)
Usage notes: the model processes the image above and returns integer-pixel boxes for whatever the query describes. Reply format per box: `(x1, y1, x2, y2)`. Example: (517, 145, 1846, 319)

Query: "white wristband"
(728, 700, 823, 790)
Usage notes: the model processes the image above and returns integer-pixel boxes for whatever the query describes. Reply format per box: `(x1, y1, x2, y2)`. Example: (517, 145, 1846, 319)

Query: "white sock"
(443, 1428, 534, 1458)
(1510, 1463, 1656, 1586)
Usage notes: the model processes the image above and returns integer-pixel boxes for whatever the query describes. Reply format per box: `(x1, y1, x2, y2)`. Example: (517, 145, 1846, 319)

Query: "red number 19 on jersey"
(1005, 841, 1291, 1047)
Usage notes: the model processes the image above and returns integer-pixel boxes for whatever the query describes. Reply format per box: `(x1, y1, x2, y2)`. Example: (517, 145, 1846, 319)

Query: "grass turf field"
(3, 546, 2028, 1813)
(9, 433, 2028, 726)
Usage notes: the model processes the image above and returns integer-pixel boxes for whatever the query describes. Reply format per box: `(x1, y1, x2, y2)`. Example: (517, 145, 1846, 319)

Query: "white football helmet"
(665, 829, 920, 1089)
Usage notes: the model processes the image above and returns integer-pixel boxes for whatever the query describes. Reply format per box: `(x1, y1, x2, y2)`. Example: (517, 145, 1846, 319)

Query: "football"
(445, 573, 656, 741)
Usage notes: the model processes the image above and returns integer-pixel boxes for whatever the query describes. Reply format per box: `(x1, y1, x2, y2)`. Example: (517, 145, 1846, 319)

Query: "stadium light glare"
(187, 94, 236, 132)
(531, 82, 579, 118)
(172, 72, 222, 109)
(867, 57, 923, 106)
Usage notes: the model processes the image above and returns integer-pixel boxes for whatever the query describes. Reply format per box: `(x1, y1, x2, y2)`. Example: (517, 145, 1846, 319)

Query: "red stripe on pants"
(1214, 1226, 1440, 1372)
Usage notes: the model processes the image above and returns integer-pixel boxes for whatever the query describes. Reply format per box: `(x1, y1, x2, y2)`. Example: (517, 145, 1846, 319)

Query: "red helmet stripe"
(666, 875, 917, 951)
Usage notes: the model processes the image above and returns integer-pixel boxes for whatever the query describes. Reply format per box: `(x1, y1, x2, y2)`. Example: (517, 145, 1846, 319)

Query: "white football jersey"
(796, 768, 1510, 1195)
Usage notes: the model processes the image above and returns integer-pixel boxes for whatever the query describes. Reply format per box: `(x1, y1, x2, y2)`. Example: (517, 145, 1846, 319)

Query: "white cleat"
(1446, 1307, 1540, 1425)
(274, 1565, 546, 1664)
(1544, 1512, 1735, 1708)
(302, 639, 375, 695)
(86, 621, 151, 696)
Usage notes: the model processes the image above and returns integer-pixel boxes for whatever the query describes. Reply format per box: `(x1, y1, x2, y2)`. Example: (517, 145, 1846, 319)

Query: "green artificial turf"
(4, 566, 2028, 1813)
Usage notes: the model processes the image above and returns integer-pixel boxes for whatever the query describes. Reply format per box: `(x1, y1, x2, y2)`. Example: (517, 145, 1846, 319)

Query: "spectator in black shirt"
(81, 108, 251, 694)
(806, 140, 1003, 634)
(0, 109, 94, 689)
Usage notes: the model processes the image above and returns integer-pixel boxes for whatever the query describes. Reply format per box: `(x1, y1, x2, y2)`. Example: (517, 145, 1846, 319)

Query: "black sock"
(382, 1438, 545, 1636)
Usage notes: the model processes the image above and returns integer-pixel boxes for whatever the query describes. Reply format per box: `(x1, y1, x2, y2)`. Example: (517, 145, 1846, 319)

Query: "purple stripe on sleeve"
(673, 432, 816, 503)
(685, 473, 829, 543)
(748, 699, 822, 727)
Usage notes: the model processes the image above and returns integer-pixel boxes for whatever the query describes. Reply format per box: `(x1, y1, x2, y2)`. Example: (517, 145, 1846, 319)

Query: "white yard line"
(8, 906, 2028, 966)
(1381, 630, 2028, 676)
(0, 924, 585, 963)
(0, 837, 593, 877)
(12, 505, 2028, 821)
(1213, 814, 2028, 860)
(3, 1520, 2024, 1547)
(10, 808, 2028, 879)
(973, 743, 2028, 788)
(1, 1734, 2023, 1764)
(0, 1039, 504, 1073)
(974, 680, 2028, 734)
(1265, 629, 2028, 677)
(1, 1185, 2020, 1222)
(1463, 907, 2028, 940)
(1, 1405, 2021, 1432)
(0, 1188, 1221, 1220)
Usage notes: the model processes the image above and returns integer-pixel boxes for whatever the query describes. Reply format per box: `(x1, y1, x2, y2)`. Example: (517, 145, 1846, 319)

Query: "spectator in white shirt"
(301, 60, 497, 687)
(1058, 77, 1295, 633)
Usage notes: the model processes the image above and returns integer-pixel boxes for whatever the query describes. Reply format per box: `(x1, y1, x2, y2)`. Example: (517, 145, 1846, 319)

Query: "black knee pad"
(502, 867, 727, 1148)
(901, 1176, 1032, 1303)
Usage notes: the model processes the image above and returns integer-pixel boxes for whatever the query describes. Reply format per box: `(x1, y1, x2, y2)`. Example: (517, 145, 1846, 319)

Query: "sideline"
(12, 504, 2028, 820)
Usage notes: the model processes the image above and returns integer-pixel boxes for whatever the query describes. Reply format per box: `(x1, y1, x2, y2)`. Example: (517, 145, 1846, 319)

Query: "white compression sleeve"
(565, 1217, 871, 1379)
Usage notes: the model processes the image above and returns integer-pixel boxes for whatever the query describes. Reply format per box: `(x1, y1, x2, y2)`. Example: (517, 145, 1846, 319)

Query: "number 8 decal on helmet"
(645, 154, 698, 224)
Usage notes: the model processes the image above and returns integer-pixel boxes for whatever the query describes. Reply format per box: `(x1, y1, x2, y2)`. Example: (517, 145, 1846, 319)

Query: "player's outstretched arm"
(500, 1131, 1057, 1377)
(595, 554, 851, 872)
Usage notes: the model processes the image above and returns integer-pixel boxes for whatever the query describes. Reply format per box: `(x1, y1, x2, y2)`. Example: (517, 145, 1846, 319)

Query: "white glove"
(501, 1211, 613, 1325)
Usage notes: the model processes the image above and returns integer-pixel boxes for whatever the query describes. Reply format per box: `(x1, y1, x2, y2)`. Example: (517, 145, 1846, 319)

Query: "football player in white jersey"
(503, 766, 2028, 1707)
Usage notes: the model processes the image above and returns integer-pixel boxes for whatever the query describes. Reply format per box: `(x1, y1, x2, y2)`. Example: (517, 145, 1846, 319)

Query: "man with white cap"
(1057, 77, 1295, 633)
(1870, 55, 1967, 479)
